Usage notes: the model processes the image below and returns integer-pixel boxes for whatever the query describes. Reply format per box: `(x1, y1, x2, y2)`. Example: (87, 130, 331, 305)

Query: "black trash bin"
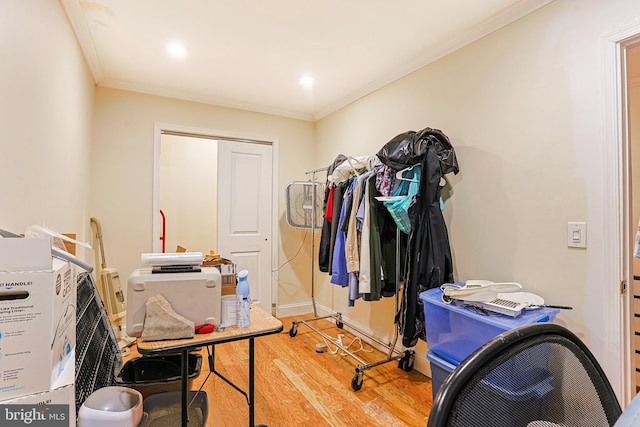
(115, 353, 203, 397)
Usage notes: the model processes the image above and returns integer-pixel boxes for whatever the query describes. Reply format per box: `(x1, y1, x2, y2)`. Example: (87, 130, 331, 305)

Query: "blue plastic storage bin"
(427, 350, 457, 400)
(420, 287, 559, 365)
(427, 350, 555, 425)
(477, 373, 554, 426)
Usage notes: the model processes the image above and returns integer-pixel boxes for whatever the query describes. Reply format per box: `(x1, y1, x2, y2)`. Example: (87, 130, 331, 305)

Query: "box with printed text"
(0, 238, 76, 401)
(0, 351, 75, 426)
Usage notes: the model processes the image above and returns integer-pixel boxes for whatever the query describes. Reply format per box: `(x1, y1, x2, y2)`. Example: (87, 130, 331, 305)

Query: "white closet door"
(217, 140, 273, 313)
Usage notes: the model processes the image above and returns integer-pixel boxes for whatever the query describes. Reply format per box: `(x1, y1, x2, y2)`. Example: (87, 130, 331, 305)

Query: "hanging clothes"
(319, 127, 457, 348)
(375, 162, 397, 197)
(345, 172, 369, 274)
(325, 187, 335, 223)
(377, 190, 405, 299)
(346, 173, 369, 306)
(319, 154, 347, 272)
(370, 158, 403, 300)
(331, 165, 402, 304)
(363, 173, 383, 300)
(398, 142, 456, 347)
(331, 179, 354, 287)
(327, 181, 347, 274)
(327, 155, 375, 186)
(358, 175, 373, 294)
(322, 155, 370, 274)
(383, 166, 421, 235)
(362, 173, 399, 302)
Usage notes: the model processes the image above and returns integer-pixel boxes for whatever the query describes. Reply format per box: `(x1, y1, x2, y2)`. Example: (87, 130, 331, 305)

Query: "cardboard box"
(0, 357, 76, 427)
(0, 384, 75, 427)
(0, 239, 76, 401)
(221, 273, 236, 296)
(0, 238, 51, 272)
(203, 257, 236, 275)
(219, 263, 235, 274)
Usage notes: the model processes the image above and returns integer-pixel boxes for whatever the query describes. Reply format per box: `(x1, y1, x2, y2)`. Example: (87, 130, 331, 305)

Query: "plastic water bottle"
(236, 270, 250, 328)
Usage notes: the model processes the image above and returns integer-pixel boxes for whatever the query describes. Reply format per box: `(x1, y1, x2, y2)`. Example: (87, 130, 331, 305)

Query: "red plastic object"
(195, 323, 215, 334)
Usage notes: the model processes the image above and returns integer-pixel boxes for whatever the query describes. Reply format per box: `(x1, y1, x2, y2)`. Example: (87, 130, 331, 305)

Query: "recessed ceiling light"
(166, 41, 187, 60)
(299, 74, 314, 88)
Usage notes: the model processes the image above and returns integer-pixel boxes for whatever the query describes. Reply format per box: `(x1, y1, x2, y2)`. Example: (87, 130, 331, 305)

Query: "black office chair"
(427, 323, 622, 427)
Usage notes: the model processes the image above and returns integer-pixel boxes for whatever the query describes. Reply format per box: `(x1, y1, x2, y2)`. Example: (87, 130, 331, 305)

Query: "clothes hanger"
(374, 164, 421, 202)
(345, 156, 362, 176)
(396, 164, 420, 182)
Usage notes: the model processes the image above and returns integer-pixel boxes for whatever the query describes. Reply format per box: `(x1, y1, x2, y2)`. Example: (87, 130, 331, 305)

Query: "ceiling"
(62, 0, 554, 121)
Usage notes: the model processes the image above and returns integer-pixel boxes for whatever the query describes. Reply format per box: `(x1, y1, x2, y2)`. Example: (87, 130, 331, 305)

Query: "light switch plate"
(568, 222, 587, 248)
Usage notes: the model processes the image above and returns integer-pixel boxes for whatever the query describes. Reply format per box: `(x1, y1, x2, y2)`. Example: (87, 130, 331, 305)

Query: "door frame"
(152, 122, 280, 309)
(602, 22, 640, 405)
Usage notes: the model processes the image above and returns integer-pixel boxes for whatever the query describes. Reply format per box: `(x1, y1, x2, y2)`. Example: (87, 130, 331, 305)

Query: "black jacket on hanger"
(398, 142, 455, 348)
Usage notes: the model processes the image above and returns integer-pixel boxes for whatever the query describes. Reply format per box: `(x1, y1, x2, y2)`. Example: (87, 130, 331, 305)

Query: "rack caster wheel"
(398, 350, 415, 372)
(351, 372, 363, 391)
(288, 324, 298, 337)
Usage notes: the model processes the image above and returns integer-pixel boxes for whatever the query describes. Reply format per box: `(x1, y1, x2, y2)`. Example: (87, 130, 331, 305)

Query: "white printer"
(126, 252, 222, 338)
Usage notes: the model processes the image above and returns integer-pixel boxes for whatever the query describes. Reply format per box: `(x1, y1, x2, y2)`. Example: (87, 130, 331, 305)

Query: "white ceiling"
(62, 0, 554, 121)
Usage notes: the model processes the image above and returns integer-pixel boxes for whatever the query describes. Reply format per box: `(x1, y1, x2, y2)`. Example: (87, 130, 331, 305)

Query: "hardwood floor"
(125, 314, 433, 426)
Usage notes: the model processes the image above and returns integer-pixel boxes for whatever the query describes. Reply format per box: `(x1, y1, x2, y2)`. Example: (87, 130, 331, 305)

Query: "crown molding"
(313, 0, 556, 120)
(99, 79, 315, 122)
(59, 0, 104, 83)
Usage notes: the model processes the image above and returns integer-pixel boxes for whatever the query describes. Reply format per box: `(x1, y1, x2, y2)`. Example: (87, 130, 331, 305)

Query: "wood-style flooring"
(125, 314, 433, 427)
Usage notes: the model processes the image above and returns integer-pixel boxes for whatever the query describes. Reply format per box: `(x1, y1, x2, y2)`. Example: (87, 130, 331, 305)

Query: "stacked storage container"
(420, 286, 560, 419)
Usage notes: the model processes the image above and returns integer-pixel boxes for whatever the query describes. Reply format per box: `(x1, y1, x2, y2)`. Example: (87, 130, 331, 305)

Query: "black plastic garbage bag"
(377, 131, 418, 170)
(377, 127, 459, 175)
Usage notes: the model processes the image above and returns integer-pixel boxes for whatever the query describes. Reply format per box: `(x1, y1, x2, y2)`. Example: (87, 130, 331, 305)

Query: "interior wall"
(90, 87, 316, 308)
(0, 0, 94, 256)
(314, 0, 640, 395)
(159, 134, 218, 254)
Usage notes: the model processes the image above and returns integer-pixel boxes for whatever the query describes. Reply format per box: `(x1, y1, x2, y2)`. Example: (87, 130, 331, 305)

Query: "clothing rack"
(288, 166, 414, 391)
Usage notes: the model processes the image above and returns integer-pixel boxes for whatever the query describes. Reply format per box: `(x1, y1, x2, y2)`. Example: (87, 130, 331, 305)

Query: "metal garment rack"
(288, 167, 414, 391)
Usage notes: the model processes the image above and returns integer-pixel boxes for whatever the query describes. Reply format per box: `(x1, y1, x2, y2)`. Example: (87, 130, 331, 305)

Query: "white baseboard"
(276, 301, 431, 378)
(276, 301, 333, 318)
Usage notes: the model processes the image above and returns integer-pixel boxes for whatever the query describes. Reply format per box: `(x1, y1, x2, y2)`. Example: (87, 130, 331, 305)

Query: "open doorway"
(598, 20, 640, 404)
(152, 124, 278, 314)
(627, 42, 640, 394)
(159, 133, 218, 253)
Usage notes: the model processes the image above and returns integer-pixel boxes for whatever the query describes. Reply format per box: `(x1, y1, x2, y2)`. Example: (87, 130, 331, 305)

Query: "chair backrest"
(427, 323, 622, 427)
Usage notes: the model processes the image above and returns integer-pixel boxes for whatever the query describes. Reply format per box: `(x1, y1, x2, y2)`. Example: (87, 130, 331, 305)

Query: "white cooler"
(126, 267, 221, 337)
